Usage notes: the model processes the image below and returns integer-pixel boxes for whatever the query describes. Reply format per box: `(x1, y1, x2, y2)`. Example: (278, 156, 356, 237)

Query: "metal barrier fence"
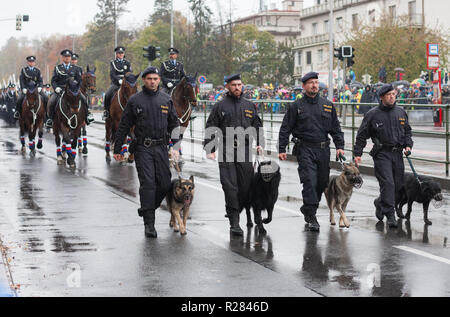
(194, 100, 450, 177)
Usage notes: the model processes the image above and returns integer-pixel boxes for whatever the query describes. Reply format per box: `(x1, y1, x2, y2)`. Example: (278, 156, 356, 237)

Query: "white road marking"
(394, 246, 450, 265)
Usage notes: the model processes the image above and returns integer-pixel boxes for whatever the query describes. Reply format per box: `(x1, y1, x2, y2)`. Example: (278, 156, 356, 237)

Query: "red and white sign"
(428, 55, 440, 70)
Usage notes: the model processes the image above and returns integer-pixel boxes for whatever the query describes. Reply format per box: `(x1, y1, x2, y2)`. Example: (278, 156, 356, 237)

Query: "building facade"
(233, 0, 303, 44)
(293, 0, 450, 86)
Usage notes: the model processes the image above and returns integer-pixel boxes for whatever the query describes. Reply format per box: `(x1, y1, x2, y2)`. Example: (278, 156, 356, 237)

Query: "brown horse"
(53, 78, 86, 168)
(172, 74, 199, 137)
(19, 82, 45, 157)
(77, 65, 97, 156)
(105, 72, 140, 162)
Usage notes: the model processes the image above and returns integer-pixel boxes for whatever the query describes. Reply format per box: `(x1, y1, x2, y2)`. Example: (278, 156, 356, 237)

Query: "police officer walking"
(46, 50, 87, 128)
(114, 66, 181, 239)
(354, 84, 413, 228)
(279, 72, 345, 232)
(204, 74, 264, 236)
(160, 48, 186, 95)
(14, 56, 48, 119)
(103, 46, 132, 120)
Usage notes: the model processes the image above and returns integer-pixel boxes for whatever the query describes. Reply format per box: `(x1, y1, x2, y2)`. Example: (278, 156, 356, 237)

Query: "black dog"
(244, 160, 281, 235)
(396, 173, 444, 225)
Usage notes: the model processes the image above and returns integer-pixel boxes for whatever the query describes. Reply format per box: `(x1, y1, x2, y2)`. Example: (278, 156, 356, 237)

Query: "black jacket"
(160, 60, 186, 89)
(204, 93, 264, 155)
(278, 94, 345, 153)
(354, 102, 414, 157)
(114, 86, 180, 154)
(20, 67, 44, 89)
(51, 64, 82, 91)
(110, 59, 132, 86)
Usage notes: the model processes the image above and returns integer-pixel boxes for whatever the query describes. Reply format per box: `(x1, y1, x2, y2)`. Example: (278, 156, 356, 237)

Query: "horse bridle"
(25, 92, 42, 128)
(178, 82, 197, 124)
(58, 91, 82, 130)
(117, 80, 136, 111)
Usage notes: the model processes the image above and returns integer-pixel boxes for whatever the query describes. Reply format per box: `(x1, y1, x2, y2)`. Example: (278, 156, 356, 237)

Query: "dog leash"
(336, 154, 347, 170)
(405, 151, 422, 187)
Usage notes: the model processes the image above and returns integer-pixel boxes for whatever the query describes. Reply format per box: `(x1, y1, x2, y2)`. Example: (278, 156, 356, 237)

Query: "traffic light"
(334, 47, 344, 61)
(16, 15, 22, 31)
(347, 48, 356, 68)
(342, 46, 353, 58)
(143, 46, 161, 62)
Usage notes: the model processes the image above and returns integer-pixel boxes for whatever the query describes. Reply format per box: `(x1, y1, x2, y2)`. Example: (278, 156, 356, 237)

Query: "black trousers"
(374, 150, 405, 216)
(219, 161, 254, 215)
(104, 85, 120, 111)
(135, 145, 172, 217)
(297, 146, 331, 217)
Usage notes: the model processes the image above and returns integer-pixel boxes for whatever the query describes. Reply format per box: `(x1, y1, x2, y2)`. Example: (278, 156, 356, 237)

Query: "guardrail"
(194, 100, 450, 177)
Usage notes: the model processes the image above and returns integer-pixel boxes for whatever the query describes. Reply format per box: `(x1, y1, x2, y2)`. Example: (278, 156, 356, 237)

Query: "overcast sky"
(0, 0, 314, 47)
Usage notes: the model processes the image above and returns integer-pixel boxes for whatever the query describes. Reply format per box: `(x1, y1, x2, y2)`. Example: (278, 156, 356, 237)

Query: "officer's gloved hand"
(118, 80, 123, 85)
(22, 89, 27, 94)
(38, 87, 42, 93)
(167, 82, 174, 89)
(55, 87, 62, 94)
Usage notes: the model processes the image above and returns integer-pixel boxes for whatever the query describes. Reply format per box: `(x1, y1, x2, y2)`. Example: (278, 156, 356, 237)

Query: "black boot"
(305, 215, 320, 232)
(374, 198, 384, 221)
(229, 211, 243, 237)
(143, 210, 157, 238)
(386, 213, 398, 229)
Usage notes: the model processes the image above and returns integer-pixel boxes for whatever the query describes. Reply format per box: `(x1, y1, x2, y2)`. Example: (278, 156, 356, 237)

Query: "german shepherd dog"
(166, 176, 195, 236)
(325, 163, 363, 228)
(245, 160, 281, 235)
(396, 173, 444, 226)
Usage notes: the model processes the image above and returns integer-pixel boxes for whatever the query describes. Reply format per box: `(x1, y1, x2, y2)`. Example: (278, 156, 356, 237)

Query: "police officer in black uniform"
(6, 83, 18, 116)
(104, 46, 132, 119)
(14, 56, 48, 119)
(114, 66, 181, 239)
(204, 74, 265, 236)
(279, 72, 345, 232)
(71, 53, 83, 73)
(160, 48, 186, 95)
(46, 49, 86, 128)
(354, 84, 413, 228)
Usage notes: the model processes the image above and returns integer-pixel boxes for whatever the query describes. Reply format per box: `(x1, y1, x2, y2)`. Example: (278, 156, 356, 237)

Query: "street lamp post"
(328, 0, 334, 102)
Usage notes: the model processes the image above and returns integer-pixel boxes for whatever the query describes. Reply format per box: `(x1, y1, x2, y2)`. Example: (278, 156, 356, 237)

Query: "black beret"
(379, 84, 395, 97)
(71, 53, 79, 60)
(225, 74, 242, 84)
(115, 46, 126, 53)
(301, 72, 319, 83)
(169, 48, 179, 54)
(61, 49, 73, 57)
(142, 66, 160, 78)
(26, 56, 36, 62)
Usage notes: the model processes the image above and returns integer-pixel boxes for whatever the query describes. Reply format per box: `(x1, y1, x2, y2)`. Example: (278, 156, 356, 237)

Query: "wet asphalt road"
(0, 118, 449, 297)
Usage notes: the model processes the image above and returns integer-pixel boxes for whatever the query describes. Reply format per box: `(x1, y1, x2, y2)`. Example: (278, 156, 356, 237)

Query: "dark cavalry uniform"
(16, 66, 48, 117)
(204, 92, 264, 234)
(354, 102, 413, 220)
(104, 58, 132, 114)
(160, 60, 185, 94)
(47, 63, 84, 121)
(114, 85, 180, 233)
(279, 94, 345, 219)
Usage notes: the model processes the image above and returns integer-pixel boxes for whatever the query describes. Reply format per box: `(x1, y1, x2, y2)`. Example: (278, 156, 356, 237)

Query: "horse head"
(83, 65, 97, 94)
(122, 72, 140, 98)
(24, 81, 40, 111)
(182, 73, 199, 107)
(65, 77, 82, 114)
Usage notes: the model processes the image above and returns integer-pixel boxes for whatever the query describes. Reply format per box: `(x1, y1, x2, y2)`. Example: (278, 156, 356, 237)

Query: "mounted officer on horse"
(103, 46, 133, 120)
(46, 49, 92, 129)
(15, 56, 48, 120)
(160, 47, 185, 95)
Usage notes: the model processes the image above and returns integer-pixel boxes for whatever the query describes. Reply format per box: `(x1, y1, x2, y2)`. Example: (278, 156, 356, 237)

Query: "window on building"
(312, 23, 318, 35)
(318, 49, 323, 63)
(336, 17, 343, 32)
(306, 51, 312, 65)
(368, 9, 376, 23)
(324, 20, 329, 33)
(408, 1, 416, 22)
(389, 5, 397, 18)
(298, 51, 302, 66)
(352, 14, 359, 29)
